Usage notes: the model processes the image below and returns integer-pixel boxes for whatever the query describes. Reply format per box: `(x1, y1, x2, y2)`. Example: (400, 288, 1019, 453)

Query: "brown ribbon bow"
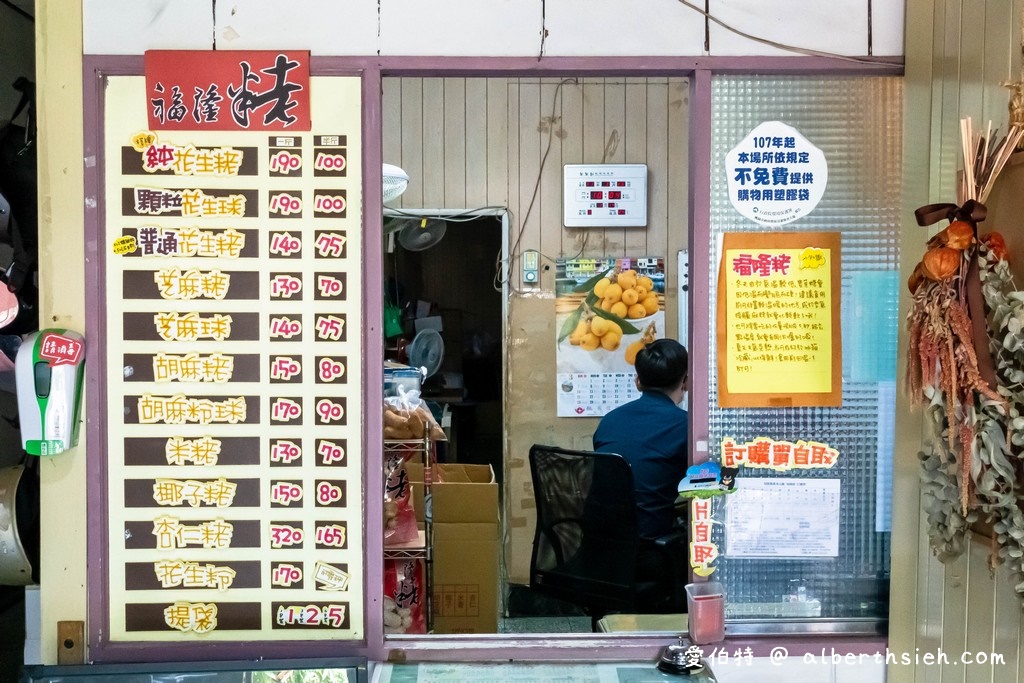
(914, 199, 996, 391)
(914, 199, 987, 228)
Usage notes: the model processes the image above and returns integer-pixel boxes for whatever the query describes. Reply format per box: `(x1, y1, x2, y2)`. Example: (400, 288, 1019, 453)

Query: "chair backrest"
(528, 444, 642, 615)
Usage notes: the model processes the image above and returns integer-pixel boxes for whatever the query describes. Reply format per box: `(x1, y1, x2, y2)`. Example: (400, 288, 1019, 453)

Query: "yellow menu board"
(102, 75, 363, 642)
(716, 231, 841, 408)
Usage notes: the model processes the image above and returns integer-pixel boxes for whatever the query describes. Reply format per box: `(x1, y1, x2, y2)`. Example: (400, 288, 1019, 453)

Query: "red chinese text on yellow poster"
(716, 232, 841, 408)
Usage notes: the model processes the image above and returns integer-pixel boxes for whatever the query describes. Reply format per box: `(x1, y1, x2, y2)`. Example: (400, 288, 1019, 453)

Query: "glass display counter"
(23, 658, 367, 682)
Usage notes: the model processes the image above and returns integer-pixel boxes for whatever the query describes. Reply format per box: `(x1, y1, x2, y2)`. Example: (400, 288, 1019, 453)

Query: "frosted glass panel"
(708, 76, 901, 625)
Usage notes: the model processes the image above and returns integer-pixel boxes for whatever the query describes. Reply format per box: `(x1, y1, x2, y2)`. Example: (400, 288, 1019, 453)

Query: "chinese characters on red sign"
(721, 437, 839, 470)
(145, 51, 310, 131)
(690, 497, 718, 577)
(40, 332, 84, 366)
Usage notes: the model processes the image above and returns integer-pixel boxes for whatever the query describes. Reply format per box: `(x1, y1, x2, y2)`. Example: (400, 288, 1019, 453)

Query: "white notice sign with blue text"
(725, 121, 827, 226)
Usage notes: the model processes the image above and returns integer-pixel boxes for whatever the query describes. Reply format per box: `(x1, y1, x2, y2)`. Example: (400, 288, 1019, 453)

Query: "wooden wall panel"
(603, 79, 627, 251)
(965, 535, 996, 682)
(486, 79, 509, 209)
(382, 79, 403, 169)
(516, 81, 542, 290)
(504, 81, 523, 302)
(443, 78, 467, 207)
(420, 78, 446, 206)
(984, 155, 1024, 283)
(623, 78, 648, 257)
(583, 79, 615, 255)
(914, 505, 943, 683)
(901, 0, 1024, 679)
(464, 78, 489, 206)
(399, 79, 424, 207)
(558, 79, 584, 258)
(665, 79, 689, 339)
(991, 551, 1024, 681)
(536, 80, 563, 291)
(382, 75, 690, 587)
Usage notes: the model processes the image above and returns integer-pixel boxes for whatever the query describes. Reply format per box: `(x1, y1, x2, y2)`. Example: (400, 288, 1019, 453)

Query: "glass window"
(706, 75, 902, 631)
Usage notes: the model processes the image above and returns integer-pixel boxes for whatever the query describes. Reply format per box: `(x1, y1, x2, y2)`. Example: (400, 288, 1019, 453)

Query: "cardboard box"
(406, 462, 499, 634)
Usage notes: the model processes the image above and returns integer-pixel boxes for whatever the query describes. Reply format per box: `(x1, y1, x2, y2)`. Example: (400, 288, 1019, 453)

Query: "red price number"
(316, 274, 343, 297)
(270, 440, 302, 464)
(314, 232, 346, 257)
(269, 150, 302, 174)
(270, 232, 302, 256)
(315, 523, 346, 547)
(272, 398, 302, 422)
(317, 439, 345, 465)
(315, 481, 343, 507)
(270, 481, 303, 505)
(269, 316, 302, 339)
(270, 274, 302, 298)
(269, 523, 304, 548)
(271, 563, 302, 587)
(314, 194, 346, 213)
(270, 356, 301, 381)
(318, 357, 345, 383)
(269, 192, 302, 215)
(313, 152, 346, 171)
(316, 398, 344, 424)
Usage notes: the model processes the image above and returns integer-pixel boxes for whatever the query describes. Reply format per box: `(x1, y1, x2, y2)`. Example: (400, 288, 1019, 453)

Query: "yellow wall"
(35, 0, 87, 665)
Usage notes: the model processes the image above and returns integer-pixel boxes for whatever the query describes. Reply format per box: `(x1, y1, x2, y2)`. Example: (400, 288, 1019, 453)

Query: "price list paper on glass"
(724, 478, 841, 558)
(101, 69, 363, 643)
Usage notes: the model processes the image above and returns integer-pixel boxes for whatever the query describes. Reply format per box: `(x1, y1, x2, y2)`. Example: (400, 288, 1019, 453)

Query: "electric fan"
(382, 163, 410, 204)
(406, 328, 445, 378)
(384, 216, 448, 252)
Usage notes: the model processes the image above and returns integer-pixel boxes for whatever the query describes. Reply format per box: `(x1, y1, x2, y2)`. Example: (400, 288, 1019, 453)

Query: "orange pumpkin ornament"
(921, 246, 962, 281)
(981, 231, 1009, 262)
(907, 262, 926, 294)
(927, 220, 975, 251)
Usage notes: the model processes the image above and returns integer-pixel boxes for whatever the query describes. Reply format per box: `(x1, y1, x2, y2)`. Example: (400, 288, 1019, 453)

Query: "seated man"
(593, 338, 688, 594)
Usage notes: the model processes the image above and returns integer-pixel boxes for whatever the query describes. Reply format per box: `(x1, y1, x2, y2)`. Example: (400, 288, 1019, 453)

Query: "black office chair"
(528, 444, 687, 631)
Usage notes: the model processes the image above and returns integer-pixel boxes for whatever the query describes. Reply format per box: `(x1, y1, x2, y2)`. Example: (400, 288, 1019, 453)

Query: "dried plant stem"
(960, 117, 1024, 203)
(980, 126, 1024, 202)
(959, 419, 973, 516)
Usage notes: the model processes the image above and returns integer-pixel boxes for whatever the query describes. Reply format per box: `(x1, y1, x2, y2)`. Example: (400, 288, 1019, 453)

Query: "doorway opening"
(383, 209, 508, 482)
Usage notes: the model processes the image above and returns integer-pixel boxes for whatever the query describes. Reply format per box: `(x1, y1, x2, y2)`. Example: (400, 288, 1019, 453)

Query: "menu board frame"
(83, 55, 376, 662)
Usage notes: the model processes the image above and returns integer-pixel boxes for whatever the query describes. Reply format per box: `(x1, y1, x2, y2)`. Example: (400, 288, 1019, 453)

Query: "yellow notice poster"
(716, 232, 841, 407)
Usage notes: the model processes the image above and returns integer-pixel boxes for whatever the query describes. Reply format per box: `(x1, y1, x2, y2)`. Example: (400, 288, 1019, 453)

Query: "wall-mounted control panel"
(563, 163, 648, 227)
(523, 249, 539, 285)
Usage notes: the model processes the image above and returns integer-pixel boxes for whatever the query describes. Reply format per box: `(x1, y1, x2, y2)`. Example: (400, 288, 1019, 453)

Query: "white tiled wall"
(706, 0, 869, 56)
(83, 0, 905, 58)
(82, 0, 215, 54)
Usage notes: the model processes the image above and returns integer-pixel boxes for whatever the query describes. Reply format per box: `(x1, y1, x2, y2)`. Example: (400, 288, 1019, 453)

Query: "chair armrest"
(651, 529, 687, 551)
(673, 497, 690, 522)
(648, 530, 688, 611)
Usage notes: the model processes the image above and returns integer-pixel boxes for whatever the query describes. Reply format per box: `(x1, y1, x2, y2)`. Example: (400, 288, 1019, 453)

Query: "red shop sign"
(144, 50, 311, 131)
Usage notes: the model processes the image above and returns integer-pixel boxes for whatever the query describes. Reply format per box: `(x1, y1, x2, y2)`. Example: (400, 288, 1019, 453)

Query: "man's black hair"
(635, 338, 688, 391)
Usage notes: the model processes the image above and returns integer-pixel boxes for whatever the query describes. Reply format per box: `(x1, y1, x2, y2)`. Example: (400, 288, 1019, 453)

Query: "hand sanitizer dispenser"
(16, 329, 85, 456)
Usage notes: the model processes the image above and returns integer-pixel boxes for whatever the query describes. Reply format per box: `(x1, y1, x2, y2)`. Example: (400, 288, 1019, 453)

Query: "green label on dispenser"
(26, 439, 67, 456)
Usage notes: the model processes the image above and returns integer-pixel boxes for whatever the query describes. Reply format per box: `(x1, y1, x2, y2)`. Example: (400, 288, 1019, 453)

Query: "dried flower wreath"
(906, 116, 1024, 594)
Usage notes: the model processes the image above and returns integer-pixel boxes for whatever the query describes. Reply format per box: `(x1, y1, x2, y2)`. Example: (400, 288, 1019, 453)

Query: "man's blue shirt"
(593, 390, 688, 539)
